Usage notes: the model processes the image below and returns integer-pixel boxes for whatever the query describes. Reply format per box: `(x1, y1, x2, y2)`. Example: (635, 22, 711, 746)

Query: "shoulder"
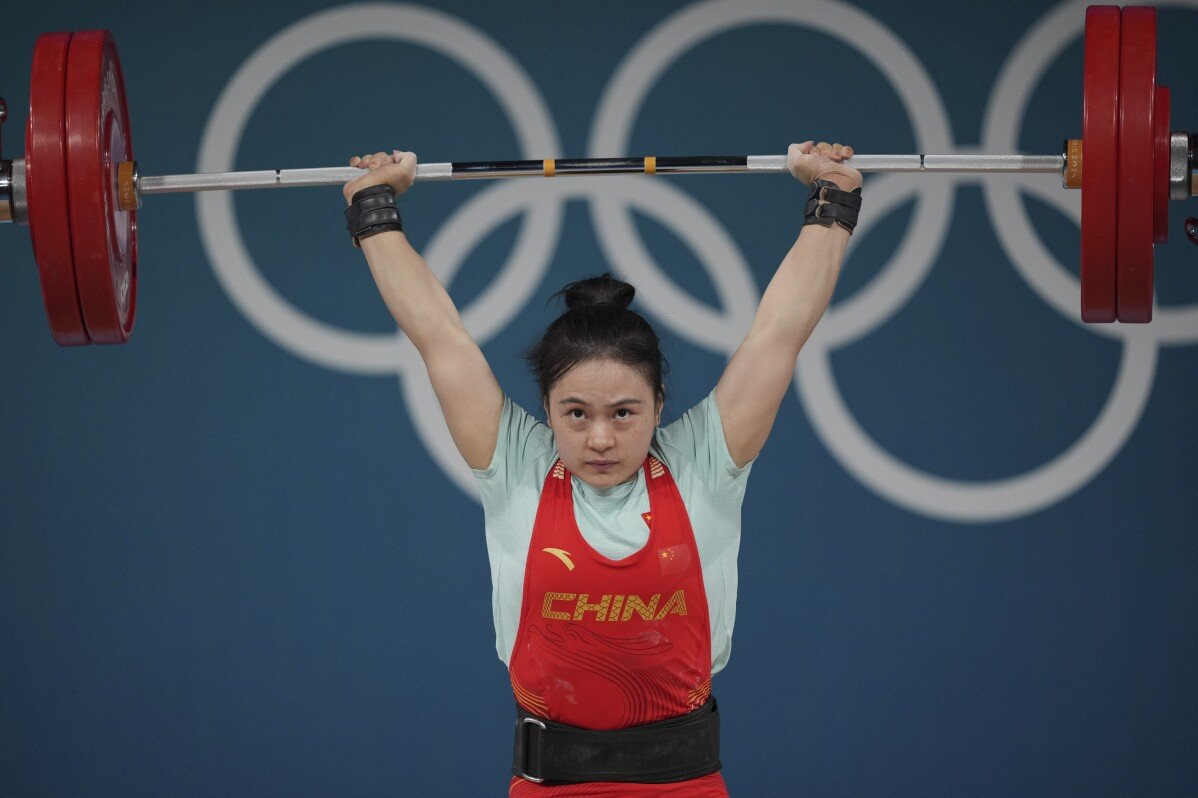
(654, 389, 753, 492)
(472, 395, 556, 486)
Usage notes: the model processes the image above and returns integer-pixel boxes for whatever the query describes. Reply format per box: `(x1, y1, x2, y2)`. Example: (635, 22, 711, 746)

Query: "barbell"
(1, 6, 1196, 346)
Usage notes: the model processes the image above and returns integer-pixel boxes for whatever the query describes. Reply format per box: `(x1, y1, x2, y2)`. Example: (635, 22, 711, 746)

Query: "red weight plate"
(27, 32, 90, 346)
(1116, 7, 1156, 323)
(1081, 6, 1120, 323)
(65, 30, 138, 344)
(1153, 86, 1169, 244)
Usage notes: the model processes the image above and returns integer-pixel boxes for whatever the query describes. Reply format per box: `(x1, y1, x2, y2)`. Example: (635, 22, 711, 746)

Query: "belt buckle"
(518, 717, 547, 783)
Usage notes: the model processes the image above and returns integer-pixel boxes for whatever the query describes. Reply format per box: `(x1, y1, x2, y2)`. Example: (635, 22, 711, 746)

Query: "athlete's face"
(544, 358, 663, 489)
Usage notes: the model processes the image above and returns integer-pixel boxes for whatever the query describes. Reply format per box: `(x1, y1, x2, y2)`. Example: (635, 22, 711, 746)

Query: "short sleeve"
(655, 388, 754, 494)
(471, 395, 555, 496)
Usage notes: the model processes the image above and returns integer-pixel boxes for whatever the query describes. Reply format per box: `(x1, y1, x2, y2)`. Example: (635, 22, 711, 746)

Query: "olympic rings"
(196, 0, 1198, 522)
(196, 3, 561, 375)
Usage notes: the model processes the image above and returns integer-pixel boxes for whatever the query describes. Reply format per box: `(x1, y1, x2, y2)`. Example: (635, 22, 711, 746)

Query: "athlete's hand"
(343, 150, 417, 204)
(787, 141, 861, 192)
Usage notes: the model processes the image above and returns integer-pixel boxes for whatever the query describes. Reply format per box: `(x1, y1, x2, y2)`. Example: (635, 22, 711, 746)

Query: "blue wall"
(3, 1, 1196, 795)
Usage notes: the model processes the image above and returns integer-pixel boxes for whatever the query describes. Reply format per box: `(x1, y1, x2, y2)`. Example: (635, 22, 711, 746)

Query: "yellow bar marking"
(645, 156, 657, 175)
(544, 159, 556, 177)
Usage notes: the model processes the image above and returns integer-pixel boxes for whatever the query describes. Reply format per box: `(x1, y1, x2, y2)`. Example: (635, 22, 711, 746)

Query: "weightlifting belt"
(512, 697, 721, 784)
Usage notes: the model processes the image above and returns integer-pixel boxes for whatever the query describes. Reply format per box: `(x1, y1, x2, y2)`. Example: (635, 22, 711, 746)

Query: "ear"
(655, 386, 665, 426)
(543, 398, 552, 429)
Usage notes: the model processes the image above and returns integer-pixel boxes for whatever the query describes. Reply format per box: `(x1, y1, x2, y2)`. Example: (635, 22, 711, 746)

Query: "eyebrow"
(556, 397, 644, 407)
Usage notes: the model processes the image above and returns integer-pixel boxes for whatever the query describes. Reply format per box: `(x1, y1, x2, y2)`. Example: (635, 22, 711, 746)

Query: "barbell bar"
(1, 6, 1197, 346)
(129, 154, 1071, 197)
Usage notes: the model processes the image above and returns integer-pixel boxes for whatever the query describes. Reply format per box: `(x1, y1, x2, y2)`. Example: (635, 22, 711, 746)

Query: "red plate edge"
(65, 29, 138, 344)
(1081, 6, 1120, 323)
(27, 32, 90, 346)
(1116, 6, 1156, 323)
(1153, 85, 1169, 244)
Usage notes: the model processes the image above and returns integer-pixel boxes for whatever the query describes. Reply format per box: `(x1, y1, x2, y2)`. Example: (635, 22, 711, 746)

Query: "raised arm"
(714, 141, 862, 468)
(344, 151, 503, 470)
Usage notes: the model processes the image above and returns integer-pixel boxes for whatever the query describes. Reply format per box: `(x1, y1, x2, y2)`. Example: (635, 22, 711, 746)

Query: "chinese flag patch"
(641, 512, 653, 528)
(657, 544, 691, 576)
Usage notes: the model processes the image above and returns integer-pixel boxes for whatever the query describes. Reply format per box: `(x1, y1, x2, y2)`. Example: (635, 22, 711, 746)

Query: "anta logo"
(541, 547, 575, 571)
(541, 590, 688, 622)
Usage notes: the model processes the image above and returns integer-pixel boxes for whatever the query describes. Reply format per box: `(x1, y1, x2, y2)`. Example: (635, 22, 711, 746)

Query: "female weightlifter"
(341, 141, 862, 796)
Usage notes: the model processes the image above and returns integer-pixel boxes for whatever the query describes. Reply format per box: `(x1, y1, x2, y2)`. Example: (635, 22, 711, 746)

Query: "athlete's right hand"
(343, 150, 417, 204)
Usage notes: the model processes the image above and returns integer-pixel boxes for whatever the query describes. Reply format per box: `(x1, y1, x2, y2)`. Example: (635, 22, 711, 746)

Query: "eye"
(615, 409, 631, 419)
(570, 409, 585, 419)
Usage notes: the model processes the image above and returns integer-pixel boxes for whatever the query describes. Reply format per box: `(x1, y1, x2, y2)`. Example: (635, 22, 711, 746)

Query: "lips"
(588, 461, 617, 470)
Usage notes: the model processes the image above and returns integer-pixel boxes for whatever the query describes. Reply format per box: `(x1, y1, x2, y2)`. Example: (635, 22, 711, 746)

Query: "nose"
(588, 422, 615, 453)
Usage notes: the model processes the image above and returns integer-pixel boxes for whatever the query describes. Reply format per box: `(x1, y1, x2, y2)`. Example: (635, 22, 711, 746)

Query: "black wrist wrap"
(803, 178, 862, 233)
(345, 185, 403, 247)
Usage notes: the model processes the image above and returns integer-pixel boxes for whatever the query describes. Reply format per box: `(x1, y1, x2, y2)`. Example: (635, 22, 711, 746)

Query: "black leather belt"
(512, 698, 721, 784)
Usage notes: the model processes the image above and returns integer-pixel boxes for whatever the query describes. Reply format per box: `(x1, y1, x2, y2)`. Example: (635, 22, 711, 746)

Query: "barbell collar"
(1170, 132, 1191, 199)
(0, 97, 7, 220)
(10, 159, 27, 225)
(0, 160, 12, 224)
(1191, 134, 1198, 196)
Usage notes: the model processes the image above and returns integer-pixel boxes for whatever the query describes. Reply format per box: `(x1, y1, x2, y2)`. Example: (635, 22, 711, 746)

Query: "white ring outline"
(588, 0, 956, 350)
(195, 2, 562, 374)
(798, 326, 1159, 523)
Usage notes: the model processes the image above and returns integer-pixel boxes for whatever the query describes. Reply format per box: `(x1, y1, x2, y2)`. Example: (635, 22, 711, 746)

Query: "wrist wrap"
(345, 185, 403, 247)
(803, 179, 862, 233)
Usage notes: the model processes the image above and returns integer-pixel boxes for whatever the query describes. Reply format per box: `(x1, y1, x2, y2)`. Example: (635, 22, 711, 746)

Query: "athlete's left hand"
(787, 141, 862, 192)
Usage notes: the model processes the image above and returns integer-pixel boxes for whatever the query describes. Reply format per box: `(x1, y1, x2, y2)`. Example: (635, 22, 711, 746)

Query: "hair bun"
(559, 273, 635, 311)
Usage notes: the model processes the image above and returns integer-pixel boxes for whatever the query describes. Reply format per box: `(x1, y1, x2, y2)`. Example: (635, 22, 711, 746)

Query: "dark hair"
(525, 273, 668, 404)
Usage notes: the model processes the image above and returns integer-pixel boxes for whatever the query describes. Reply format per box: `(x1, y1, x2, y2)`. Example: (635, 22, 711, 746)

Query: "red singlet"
(507, 456, 729, 797)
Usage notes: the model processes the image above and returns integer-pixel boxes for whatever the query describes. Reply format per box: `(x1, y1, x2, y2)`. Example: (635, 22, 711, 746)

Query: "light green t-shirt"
(471, 389, 753, 675)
